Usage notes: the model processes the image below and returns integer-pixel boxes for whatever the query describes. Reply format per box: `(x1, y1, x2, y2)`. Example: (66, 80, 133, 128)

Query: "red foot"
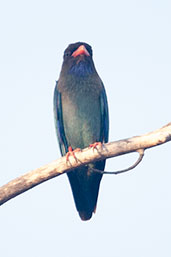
(66, 146, 81, 162)
(89, 142, 102, 150)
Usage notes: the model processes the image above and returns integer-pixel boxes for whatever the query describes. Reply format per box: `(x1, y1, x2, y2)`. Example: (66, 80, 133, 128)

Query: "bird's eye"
(64, 51, 70, 58)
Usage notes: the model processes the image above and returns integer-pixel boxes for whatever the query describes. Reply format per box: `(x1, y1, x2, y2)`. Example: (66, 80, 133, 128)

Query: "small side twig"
(91, 149, 144, 174)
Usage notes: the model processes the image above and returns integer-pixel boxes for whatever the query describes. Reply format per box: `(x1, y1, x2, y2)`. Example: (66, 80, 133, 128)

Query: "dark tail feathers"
(67, 162, 105, 221)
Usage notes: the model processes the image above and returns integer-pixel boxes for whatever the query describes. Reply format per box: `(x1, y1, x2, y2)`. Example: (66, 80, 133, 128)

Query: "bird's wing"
(53, 81, 68, 156)
(100, 84, 109, 143)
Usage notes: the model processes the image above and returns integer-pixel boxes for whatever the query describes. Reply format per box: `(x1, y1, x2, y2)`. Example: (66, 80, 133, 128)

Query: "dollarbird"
(53, 42, 109, 221)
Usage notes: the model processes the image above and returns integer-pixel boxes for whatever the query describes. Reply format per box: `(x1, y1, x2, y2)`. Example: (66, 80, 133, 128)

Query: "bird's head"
(61, 42, 96, 77)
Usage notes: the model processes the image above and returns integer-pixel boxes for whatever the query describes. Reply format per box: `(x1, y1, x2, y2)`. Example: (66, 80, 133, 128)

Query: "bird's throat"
(69, 60, 93, 77)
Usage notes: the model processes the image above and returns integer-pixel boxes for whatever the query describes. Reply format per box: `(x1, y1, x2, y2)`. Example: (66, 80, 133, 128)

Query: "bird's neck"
(69, 60, 94, 77)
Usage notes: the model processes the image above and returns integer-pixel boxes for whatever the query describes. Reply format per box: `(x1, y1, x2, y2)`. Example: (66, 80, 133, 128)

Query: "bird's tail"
(67, 161, 105, 221)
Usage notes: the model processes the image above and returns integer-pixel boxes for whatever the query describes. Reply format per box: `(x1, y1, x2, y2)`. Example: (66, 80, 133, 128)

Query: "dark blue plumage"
(69, 61, 93, 76)
(54, 42, 109, 220)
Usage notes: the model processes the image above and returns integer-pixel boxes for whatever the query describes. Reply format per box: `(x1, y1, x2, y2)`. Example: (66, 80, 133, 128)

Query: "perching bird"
(53, 42, 109, 221)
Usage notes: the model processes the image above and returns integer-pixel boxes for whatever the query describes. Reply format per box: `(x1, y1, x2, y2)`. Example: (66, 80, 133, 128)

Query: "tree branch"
(0, 122, 171, 206)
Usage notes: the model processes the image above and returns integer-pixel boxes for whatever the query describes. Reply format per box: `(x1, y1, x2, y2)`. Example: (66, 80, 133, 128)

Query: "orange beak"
(72, 45, 90, 58)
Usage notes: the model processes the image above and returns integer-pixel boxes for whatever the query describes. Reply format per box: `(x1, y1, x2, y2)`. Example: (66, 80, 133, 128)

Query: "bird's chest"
(61, 82, 101, 148)
(62, 80, 100, 118)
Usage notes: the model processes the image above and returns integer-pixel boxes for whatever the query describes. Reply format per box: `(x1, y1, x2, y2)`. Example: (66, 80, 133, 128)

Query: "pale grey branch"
(0, 122, 171, 206)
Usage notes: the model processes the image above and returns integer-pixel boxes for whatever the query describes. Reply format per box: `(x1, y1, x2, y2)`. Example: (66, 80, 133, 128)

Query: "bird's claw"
(66, 146, 81, 162)
(89, 142, 102, 151)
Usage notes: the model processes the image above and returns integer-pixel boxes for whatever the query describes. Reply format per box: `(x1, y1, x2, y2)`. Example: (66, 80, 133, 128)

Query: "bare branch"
(0, 122, 171, 206)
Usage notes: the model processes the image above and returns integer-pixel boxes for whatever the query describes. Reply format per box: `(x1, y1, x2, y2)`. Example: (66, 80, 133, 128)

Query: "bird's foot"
(89, 142, 102, 151)
(66, 146, 81, 162)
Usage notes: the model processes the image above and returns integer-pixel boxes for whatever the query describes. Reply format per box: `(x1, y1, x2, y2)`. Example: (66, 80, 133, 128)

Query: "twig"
(92, 149, 144, 174)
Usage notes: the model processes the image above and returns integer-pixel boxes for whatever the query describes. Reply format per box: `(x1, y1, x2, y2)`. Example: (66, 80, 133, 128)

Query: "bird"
(53, 42, 109, 221)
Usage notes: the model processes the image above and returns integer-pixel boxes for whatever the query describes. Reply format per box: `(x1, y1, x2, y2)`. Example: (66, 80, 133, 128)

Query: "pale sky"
(0, 1, 171, 257)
